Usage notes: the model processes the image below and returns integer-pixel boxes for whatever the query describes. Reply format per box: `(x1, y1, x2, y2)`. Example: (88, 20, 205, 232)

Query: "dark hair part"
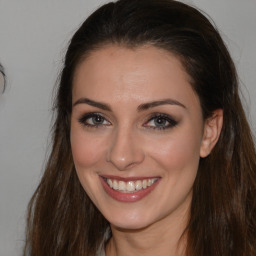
(24, 0, 256, 255)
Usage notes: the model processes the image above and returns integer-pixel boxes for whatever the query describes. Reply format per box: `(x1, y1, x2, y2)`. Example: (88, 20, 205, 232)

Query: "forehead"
(72, 44, 198, 109)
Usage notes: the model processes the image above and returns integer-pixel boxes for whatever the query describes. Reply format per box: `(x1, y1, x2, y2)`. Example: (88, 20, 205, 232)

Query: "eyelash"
(144, 113, 178, 130)
(78, 112, 178, 130)
(78, 113, 110, 128)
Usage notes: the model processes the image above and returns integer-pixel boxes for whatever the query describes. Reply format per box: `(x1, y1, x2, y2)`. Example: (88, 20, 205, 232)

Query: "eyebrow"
(73, 98, 112, 111)
(73, 97, 186, 111)
(137, 99, 186, 111)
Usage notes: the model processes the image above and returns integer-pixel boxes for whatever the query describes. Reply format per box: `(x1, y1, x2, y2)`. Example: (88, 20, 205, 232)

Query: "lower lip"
(100, 177, 160, 202)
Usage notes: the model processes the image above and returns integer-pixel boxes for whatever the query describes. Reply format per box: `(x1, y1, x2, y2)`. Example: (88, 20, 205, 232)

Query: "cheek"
(70, 127, 106, 170)
(70, 126, 108, 203)
(147, 130, 202, 173)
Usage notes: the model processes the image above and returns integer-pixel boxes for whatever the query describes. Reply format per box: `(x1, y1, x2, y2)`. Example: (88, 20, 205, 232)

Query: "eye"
(144, 114, 178, 130)
(78, 113, 111, 128)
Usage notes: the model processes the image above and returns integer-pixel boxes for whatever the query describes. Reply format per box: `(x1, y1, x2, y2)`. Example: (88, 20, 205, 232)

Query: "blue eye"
(145, 114, 178, 130)
(78, 113, 110, 127)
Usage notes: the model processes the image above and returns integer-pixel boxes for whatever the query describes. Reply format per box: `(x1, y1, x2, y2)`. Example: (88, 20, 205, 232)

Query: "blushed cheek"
(71, 130, 105, 170)
(148, 134, 201, 173)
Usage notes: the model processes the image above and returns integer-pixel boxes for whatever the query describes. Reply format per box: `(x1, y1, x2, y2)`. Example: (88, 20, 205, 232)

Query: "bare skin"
(106, 197, 189, 256)
(71, 45, 223, 256)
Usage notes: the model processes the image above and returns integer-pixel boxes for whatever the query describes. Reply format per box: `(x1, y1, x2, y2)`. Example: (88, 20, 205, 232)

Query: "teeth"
(142, 180, 147, 189)
(107, 179, 113, 188)
(113, 180, 118, 190)
(106, 178, 158, 192)
(127, 181, 135, 192)
(119, 181, 126, 191)
(135, 180, 142, 190)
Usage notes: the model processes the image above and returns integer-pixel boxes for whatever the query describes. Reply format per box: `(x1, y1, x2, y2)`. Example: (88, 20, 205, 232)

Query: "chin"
(105, 211, 157, 231)
(111, 220, 152, 231)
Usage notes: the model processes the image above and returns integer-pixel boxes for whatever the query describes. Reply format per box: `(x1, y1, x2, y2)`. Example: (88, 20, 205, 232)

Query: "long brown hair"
(24, 0, 256, 255)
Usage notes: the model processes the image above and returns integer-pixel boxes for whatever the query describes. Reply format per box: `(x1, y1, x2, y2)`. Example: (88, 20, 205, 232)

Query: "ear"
(200, 109, 223, 158)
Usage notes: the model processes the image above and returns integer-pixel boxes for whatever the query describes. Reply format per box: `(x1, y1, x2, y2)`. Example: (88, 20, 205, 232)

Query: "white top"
(96, 228, 111, 256)
(96, 242, 106, 256)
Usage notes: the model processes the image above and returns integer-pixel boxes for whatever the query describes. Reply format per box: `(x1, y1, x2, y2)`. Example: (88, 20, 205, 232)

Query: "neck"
(105, 206, 189, 256)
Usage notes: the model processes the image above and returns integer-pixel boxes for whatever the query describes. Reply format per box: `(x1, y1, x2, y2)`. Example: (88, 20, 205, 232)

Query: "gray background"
(0, 0, 255, 255)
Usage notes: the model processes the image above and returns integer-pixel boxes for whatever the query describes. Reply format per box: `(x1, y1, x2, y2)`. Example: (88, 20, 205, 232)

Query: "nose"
(106, 126, 145, 171)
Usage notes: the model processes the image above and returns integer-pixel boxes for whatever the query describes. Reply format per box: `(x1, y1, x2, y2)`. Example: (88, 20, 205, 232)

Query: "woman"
(24, 0, 256, 255)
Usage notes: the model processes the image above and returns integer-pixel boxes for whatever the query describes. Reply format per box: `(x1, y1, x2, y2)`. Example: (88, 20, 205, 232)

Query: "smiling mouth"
(102, 177, 159, 193)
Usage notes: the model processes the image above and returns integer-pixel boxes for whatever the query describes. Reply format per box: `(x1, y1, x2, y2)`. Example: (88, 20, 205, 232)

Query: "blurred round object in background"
(0, 64, 5, 93)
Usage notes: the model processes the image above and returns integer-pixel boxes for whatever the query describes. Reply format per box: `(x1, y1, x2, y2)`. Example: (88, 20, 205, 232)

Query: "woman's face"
(71, 45, 209, 230)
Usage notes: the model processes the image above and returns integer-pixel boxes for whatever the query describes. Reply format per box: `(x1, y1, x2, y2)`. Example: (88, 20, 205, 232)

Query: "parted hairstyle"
(24, 0, 256, 255)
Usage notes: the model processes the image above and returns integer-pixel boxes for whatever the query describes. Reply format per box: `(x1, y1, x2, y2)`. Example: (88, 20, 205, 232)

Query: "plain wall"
(0, 0, 255, 255)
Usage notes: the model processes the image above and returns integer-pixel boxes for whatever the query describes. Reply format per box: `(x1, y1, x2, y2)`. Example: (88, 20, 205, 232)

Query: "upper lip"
(100, 175, 160, 182)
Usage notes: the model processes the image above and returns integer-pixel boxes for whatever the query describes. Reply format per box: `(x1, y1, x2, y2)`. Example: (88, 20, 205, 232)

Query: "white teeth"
(135, 180, 142, 190)
(113, 180, 118, 190)
(107, 179, 113, 188)
(142, 180, 147, 189)
(118, 181, 126, 191)
(106, 178, 158, 192)
(127, 181, 135, 192)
